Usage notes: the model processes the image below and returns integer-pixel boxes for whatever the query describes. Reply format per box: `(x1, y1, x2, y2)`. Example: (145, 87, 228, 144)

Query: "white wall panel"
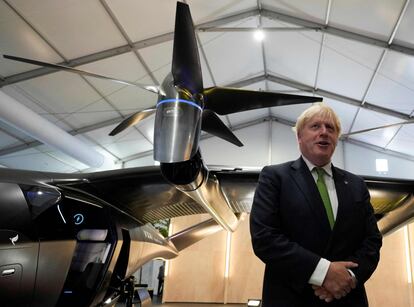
(318, 34, 383, 101)
(10, 0, 125, 59)
(332, 141, 345, 169)
(344, 142, 414, 179)
(201, 122, 269, 167)
(264, 19, 322, 87)
(124, 155, 156, 168)
(188, 0, 256, 24)
(366, 50, 414, 114)
(394, 0, 414, 49)
(201, 18, 263, 86)
(0, 1, 61, 76)
(350, 108, 404, 148)
(0, 129, 20, 148)
(106, 0, 176, 42)
(270, 120, 299, 164)
(227, 109, 268, 127)
(261, 0, 327, 23)
(387, 124, 414, 157)
(330, 0, 405, 40)
(86, 127, 152, 160)
(0, 147, 78, 172)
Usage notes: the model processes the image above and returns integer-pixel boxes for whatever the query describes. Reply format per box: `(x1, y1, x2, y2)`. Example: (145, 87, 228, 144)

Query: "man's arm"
(346, 181, 382, 284)
(312, 178, 382, 301)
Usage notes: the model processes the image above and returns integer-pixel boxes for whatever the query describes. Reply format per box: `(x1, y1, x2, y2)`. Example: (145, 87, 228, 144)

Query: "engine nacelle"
(154, 73, 203, 163)
(160, 150, 207, 189)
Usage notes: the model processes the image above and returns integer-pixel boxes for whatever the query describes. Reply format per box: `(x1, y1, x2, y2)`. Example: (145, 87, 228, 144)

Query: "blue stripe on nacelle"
(156, 98, 202, 111)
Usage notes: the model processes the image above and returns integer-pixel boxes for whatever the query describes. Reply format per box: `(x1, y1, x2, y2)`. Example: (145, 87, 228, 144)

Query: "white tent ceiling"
(0, 0, 413, 172)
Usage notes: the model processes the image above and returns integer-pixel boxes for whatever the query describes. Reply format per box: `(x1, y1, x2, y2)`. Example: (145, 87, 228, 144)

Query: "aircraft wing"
(59, 166, 206, 224)
(215, 170, 414, 237)
(52, 166, 258, 224)
(363, 175, 414, 235)
(51, 166, 414, 236)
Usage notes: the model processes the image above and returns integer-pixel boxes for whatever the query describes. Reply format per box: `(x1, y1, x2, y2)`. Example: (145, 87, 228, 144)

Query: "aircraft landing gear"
(121, 276, 152, 307)
(122, 277, 136, 307)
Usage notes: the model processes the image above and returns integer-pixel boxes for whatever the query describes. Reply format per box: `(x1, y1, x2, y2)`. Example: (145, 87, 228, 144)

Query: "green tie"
(315, 167, 335, 229)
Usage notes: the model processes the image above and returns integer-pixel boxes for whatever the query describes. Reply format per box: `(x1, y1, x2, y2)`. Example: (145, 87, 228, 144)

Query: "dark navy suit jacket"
(250, 157, 382, 307)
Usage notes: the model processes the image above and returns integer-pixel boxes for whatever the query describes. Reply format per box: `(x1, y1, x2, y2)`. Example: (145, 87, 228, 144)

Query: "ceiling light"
(376, 159, 388, 173)
(254, 29, 265, 41)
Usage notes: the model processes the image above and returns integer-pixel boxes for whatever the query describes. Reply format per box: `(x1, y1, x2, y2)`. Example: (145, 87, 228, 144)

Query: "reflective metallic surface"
(377, 195, 414, 235)
(369, 188, 411, 215)
(125, 224, 178, 278)
(169, 218, 224, 251)
(179, 172, 240, 232)
(154, 74, 202, 163)
(215, 169, 259, 213)
(354, 176, 414, 235)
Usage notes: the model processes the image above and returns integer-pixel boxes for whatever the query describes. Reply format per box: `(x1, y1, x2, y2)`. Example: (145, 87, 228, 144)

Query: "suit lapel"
(290, 157, 332, 233)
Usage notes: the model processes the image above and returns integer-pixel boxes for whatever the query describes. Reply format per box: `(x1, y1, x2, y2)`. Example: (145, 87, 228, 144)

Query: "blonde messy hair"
(293, 103, 341, 136)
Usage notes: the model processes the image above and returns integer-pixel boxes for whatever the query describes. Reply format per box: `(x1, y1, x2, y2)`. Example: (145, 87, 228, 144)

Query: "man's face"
(297, 115, 338, 166)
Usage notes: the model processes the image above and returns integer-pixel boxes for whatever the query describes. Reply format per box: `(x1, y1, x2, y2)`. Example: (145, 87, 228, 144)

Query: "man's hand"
(322, 261, 358, 299)
(312, 285, 334, 303)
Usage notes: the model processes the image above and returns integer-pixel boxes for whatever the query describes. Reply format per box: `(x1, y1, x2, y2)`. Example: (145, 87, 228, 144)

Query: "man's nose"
(319, 125, 328, 134)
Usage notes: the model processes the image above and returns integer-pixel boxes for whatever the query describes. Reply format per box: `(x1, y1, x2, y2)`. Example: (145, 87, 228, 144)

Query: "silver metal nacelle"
(154, 73, 203, 163)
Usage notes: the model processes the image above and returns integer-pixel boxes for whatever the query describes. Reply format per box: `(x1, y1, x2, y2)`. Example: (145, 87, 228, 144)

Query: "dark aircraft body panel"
(0, 169, 179, 307)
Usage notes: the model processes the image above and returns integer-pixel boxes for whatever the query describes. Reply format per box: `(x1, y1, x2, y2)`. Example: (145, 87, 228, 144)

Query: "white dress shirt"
(301, 156, 339, 286)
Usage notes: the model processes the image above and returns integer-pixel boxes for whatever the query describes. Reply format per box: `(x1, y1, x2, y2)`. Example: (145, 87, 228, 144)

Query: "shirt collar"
(301, 155, 333, 177)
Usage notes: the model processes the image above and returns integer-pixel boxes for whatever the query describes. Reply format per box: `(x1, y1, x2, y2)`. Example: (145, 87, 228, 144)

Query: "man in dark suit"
(250, 103, 382, 306)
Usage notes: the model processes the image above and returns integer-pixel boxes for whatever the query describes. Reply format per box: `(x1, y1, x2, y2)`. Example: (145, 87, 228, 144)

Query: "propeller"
(172, 1, 203, 95)
(342, 119, 414, 137)
(3, 54, 159, 94)
(3, 1, 324, 163)
(201, 110, 243, 146)
(203, 87, 321, 115)
(109, 107, 156, 136)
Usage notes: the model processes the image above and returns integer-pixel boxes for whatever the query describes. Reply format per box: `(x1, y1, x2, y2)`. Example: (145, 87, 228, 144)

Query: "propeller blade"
(201, 110, 243, 147)
(3, 54, 159, 94)
(203, 87, 322, 115)
(172, 2, 203, 94)
(109, 108, 156, 136)
(342, 119, 414, 137)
